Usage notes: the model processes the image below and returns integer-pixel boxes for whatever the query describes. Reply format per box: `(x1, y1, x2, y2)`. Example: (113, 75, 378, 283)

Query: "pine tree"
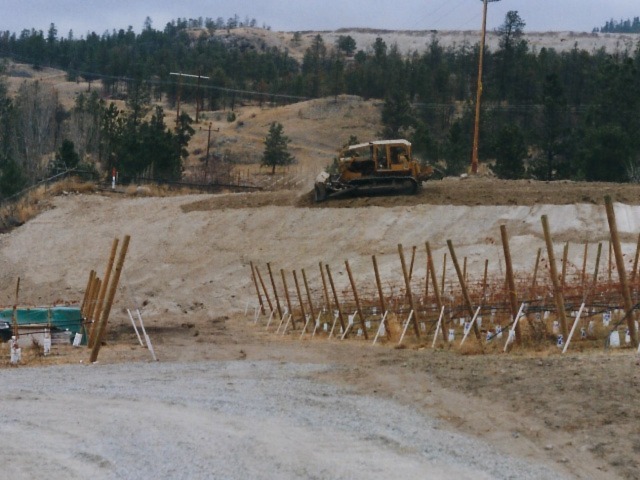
(261, 122, 295, 174)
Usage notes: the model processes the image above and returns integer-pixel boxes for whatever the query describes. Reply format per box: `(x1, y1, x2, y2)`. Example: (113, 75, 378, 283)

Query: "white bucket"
(448, 328, 455, 342)
(72, 333, 83, 347)
(609, 330, 620, 348)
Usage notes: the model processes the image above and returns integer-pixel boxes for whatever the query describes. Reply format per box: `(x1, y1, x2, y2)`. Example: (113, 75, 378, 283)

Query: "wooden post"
(292, 270, 307, 332)
(372, 255, 390, 340)
(255, 266, 273, 313)
(441, 253, 447, 296)
(398, 244, 421, 338)
(608, 239, 613, 282)
(301, 269, 316, 320)
(604, 195, 638, 347)
(426, 242, 447, 343)
(250, 261, 266, 315)
(85, 277, 101, 330)
(88, 238, 119, 348)
(592, 243, 602, 289)
(319, 262, 331, 312)
(541, 215, 569, 339)
(267, 263, 283, 320)
(408, 246, 417, 281)
(325, 264, 346, 334)
(632, 233, 640, 283)
(446, 240, 481, 341)
(80, 270, 96, 316)
(89, 235, 130, 363)
(11, 277, 20, 339)
(280, 269, 296, 330)
(345, 260, 368, 339)
(482, 259, 489, 303)
(500, 225, 522, 344)
(463, 256, 468, 284)
(581, 242, 589, 288)
(531, 248, 541, 291)
(561, 242, 569, 290)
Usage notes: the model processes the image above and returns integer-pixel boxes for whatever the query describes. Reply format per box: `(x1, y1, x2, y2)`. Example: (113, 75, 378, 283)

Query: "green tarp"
(0, 307, 83, 335)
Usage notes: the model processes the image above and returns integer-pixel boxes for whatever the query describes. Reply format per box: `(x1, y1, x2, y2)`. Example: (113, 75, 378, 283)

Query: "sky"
(0, 0, 638, 37)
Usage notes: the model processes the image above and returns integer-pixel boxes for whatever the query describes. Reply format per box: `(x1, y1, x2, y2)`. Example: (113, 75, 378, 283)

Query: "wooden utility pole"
(88, 238, 119, 347)
(90, 235, 130, 363)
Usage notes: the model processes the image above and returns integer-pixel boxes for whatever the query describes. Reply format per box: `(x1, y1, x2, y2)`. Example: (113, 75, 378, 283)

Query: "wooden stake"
(561, 242, 569, 290)
(11, 277, 20, 339)
(581, 242, 589, 288)
(319, 262, 331, 312)
(541, 215, 569, 339)
(89, 235, 130, 363)
(446, 240, 481, 342)
(608, 239, 612, 282)
(604, 195, 638, 347)
(372, 255, 386, 314)
(426, 242, 447, 344)
(500, 225, 522, 344)
(482, 259, 489, 303)
(398, 244, 420, 338)
(345, 260, 368, 339)
(267, 262, 283, 320)
(301, 269, 316, 320)
(408, 246, 417, 281)
(255, 266, 273, 314)
(325, 264, 346, 334)
(531, 248, 541, 291)
(463, 256, 468, 284)
(592, 242, 602, 289)
(250, 261, 265, 315)
(80, 270, 96, 317)
(280, 269, 296, 330)
(292, 270, 307, 332)
(88, 238, 119, 348)
(441, 253, 447, 295)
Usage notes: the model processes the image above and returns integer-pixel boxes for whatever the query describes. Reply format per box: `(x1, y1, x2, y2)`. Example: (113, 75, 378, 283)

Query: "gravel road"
(0, 360, 568, 480)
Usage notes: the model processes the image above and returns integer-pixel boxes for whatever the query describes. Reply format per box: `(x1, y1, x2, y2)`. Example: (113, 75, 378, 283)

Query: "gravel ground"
(0, 361, 568, 480)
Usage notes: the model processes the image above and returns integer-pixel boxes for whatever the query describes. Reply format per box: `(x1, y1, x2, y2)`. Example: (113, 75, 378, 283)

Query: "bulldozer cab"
(343, 140, 412, 173)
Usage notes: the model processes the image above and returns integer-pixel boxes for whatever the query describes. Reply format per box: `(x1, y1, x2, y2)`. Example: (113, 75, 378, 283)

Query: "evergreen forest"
(1, 12, 640, 199)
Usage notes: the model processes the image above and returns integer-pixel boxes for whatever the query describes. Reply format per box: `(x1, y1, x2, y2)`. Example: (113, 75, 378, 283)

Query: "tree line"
(1, 12, 640, 197)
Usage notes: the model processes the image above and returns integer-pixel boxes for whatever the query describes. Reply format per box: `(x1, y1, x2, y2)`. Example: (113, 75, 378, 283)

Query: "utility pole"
(471, 0, 501, 174)
(170, 72, 210, 128)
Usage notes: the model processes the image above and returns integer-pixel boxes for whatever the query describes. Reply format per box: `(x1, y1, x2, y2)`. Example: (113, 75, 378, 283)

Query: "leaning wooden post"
(81, 272, 97, 319)
(85, 277, 101, 331)
(250, 261, 266, 315)
(561, 242, 569, 290)
(541, 215, 569, 339)
(592, 242, 602, 290)
(280, 269, 296, 330)
(426, 242, 447, 344)
(325, 264, 346, 334)
(608, 239, 613, 282)
(319, 262, 331, 312)
(301, 269, 316, 321)
(441, 253, 447, 296)
(80, 270, 96, 316)
(267, 263, 283, 320)
(531, 248, 541, 292)
(292, 270, 307, 332)
(398, 244, 421, 338)
(11, 277, 20, 339)
(580, 242, 589, 288)
(463, 257, 468, 284)
(500, 225, 522, 345)
(372, 255, 390, 340)
(88, 238, 119, 348)
(345, 260, 368, 339)
(89, 235, 130, 363)
(446, 240, 481, 341)
(632, 233, 640, 283)
(255, 266, 273, 313)
(408, 246, 417, 281)
(604, 195, 638, 347)
(482, 259, 489, 304)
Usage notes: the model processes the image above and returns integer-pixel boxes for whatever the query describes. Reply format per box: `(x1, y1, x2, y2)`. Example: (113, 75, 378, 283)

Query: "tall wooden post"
(250, 261, 266, 315)
(80, 270, 96, 316)
(325, 264, 346, 334)
(541, 215, 569, 339)
(89, 235, 130, 363)
(398, 244, 421, 338)
(372, 255, 390, 339)
(267, 263, 283, 320)
(581, 242, 589, 288)
(426, 242, 447, 343)
(11, 277, 20, 339)
(280, 269, 296, 329)
(500, 225, 522, 344)
(561, 242, 569, 289)
(292, 270, 307, 332)
(408, 246, 417, 281)
(447, 240, 481, 341)
(632, 233, 640, 283)
(319, 262, 331, 311)
(592, 243, 602, 289)
(255, 266, 273, 313)
(88, 238, 119, 348)
(345, 260, 368, 339)
(604, 195, 638, 347)
(301, 269, 316, 321)
(441, 253, 447, 296)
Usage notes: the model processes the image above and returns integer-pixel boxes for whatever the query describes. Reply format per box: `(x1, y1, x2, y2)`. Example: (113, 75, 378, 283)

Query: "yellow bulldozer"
(314, 139, 437, 202)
